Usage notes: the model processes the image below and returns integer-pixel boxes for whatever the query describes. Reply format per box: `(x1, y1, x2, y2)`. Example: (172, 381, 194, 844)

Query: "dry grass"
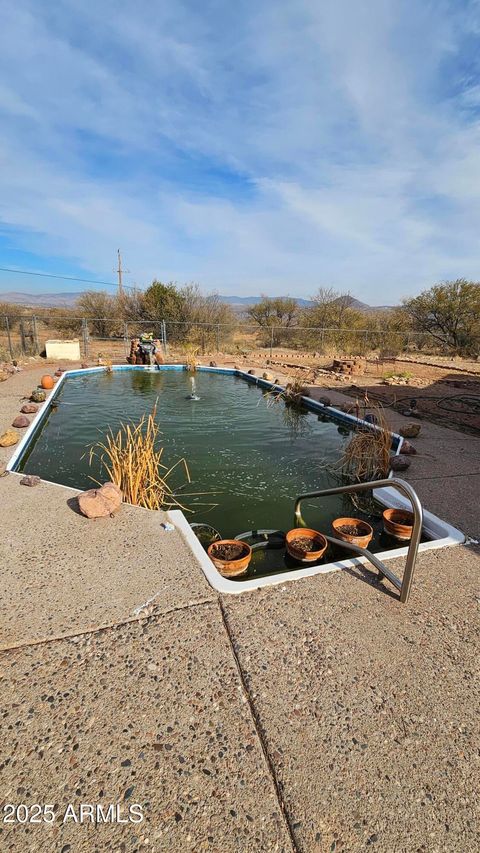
(88, 403, 193, 511)
(338, 402, 392, 482)
(264, 368, 312, 408)
(183, 344, 200, 372)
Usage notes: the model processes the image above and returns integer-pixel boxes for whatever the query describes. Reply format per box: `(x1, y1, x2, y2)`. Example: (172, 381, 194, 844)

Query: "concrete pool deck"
(0, 364, 479, 852)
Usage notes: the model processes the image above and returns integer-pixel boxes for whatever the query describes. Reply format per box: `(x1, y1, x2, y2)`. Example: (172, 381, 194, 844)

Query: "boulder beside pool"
(0, 429, 20, 447)
(77, 482, 123, 519)
(12, 415, 30, 428)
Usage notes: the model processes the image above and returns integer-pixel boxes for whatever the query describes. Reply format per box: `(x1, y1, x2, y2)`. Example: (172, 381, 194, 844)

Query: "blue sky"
(1, 0, 480, 302)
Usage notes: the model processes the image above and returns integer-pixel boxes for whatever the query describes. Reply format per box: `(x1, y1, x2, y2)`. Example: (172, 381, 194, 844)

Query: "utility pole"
(115, 250, 130, 298)
(117, 249, 123, 296)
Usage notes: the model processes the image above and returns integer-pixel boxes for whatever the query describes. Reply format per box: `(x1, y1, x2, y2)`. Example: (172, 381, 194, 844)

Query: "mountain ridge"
(0, 290, 393, 311)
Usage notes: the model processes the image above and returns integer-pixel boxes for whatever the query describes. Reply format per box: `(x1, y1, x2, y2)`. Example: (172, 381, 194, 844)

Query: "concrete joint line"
(217, 597, 300, 853)
(0, 597, 216, 654)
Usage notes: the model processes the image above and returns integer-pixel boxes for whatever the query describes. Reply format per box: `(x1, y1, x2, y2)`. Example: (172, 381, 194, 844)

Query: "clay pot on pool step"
(383, 509, 414, 541)
(207, 540, 252, 577)
(331, 517, 373, 549)
(285, 528, 328, 563)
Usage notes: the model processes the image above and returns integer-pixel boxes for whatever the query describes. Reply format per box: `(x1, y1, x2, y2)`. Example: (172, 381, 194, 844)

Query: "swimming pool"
(15, 367, 358, 536)
(9, 365, 464, 594)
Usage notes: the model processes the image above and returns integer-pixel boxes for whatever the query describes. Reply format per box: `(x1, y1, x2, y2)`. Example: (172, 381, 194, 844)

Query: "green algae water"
(20, 369, 357, 538)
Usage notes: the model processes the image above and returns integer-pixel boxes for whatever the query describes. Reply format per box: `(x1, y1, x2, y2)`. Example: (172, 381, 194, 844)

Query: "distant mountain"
(0, 291, 83, 307)
(331, 295, 393, 312)
(220, 295, 313, 307)
(0, 290, 394, 312)
(222, 294, 393, 311)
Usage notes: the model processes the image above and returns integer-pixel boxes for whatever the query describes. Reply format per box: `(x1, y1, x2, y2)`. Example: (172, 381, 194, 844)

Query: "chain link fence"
(1, 313, 477, 362)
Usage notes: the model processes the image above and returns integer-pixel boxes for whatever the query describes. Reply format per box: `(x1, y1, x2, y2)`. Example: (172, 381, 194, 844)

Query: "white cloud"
(0, 0, 480, 301)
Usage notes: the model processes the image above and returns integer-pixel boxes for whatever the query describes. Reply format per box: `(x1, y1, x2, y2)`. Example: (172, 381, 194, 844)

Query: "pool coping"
(6, 364, 465, 595)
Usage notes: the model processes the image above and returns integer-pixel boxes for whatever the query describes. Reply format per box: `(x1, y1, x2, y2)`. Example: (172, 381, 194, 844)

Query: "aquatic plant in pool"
(18, 369, 359, 538)
(88, 404, 193, 512)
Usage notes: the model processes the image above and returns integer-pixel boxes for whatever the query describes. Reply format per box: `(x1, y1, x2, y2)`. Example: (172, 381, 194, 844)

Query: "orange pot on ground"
(285, 528, 328, 563)
(382, 509, 414, 540)
(331, 517, 373, 549)
(40, 375, 54, 390)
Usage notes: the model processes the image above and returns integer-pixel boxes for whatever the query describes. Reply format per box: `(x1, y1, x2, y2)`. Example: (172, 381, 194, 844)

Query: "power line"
(0, 265, 138, 291)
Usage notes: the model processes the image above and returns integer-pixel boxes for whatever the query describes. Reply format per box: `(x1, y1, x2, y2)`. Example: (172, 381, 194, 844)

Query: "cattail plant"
(88, 404, 192, 511)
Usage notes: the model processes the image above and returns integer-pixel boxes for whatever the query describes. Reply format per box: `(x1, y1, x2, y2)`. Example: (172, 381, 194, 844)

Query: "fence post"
(19, 321, 26, 355)
(123, 322, 129, 359)
(4, 316, 13, 359)
(216, 324, 220, 352)
(201, 329, 206, 355)
(270, 326, 274, 359)
(82, 318, 89, 359)
(32, 315, 39, 354)
(162, 320, 167, 357)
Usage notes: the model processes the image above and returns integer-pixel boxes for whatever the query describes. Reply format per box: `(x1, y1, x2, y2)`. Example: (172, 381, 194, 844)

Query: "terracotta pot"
(383, 509, 414, 540)
(40, 374, 54, 390)
(207, 539, 252, 577)
(285, 528, 328, 563)
(331, 517, 373, 549)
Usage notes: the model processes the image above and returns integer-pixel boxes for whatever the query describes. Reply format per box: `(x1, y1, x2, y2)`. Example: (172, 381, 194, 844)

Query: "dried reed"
(264, 368, 312, 408)
(88, 404, 193, 511)
(183, 344, 200, 372)
(338, 402, 392, 482)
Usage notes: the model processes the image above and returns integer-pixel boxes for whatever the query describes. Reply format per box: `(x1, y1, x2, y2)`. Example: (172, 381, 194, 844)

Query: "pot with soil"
(382, 508, 414, 541)
(331, 517, 373, 549)
(207, 539, 252, 577)
(285, 528, 328, 563)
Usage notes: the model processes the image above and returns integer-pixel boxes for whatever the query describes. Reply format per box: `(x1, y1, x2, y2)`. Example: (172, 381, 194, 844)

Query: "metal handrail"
(293, 478, 423, 603)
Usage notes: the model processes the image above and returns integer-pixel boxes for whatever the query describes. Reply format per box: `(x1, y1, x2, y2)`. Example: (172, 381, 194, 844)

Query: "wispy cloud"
(0, 0, 480, 300)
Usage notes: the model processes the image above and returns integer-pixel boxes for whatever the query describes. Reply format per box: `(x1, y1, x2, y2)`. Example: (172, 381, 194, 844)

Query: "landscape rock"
(262, 372, 274, 381)
(248, 369, 256, 375)
(0, 429, 20, 447)
(30, 388, 46, 403)
(390, 455, 411, 471)
(400, 423, 421, 438)
(0, 371, 9, 382)
(20, 475, 41, 487)
(209, 360, 217, 367)
(12, 415, 30, 428)
(20, 403, 38, 414)
(400, 440, 417, 455)
(318, 396, 331, 407)
(77, 482, 123, 519)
